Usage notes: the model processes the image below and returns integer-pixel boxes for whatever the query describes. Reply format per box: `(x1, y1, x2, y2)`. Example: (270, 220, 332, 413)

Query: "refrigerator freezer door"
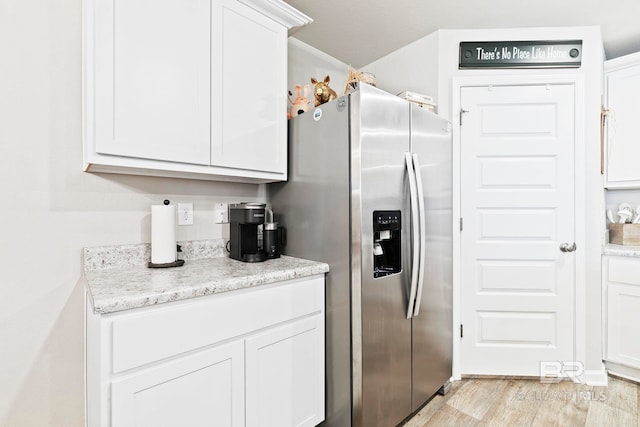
(269, 96, 352, 427)
(353, 84, 413, 427)
(409, 104, 453, 411)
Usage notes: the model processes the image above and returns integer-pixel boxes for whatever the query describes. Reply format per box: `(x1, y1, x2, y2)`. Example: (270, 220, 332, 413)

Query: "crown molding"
(238, 0, 313, 29)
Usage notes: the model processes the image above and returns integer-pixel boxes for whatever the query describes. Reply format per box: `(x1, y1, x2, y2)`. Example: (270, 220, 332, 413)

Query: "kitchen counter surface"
(603, 243, 640, 258)
(84, 240, 329, 314)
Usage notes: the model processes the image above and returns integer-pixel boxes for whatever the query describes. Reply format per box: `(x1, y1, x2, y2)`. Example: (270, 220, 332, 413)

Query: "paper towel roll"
(151, 204, 176, 264)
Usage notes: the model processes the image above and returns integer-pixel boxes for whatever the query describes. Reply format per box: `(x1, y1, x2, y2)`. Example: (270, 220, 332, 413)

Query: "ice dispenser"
(373, 210, 401, 278)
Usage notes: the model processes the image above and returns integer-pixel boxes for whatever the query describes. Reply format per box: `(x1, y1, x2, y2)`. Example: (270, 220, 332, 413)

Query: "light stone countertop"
(603, 243, 640, 258)
(84, 240, 329, 314)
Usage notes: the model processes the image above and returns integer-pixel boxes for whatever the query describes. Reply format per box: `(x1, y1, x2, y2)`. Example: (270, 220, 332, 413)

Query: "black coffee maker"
(229, 202, 267, 262)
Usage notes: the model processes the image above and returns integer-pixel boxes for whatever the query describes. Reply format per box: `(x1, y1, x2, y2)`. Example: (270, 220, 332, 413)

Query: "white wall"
(366, 32, 440, 106)
(365, 26, 606, 379)
(606, 189, 640, 216)
(0, 1, 265, 425)
(288, 37, 351, 104)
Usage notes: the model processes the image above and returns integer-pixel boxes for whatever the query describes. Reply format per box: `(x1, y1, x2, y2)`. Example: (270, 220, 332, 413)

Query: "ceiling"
(283, 0, 640, 67)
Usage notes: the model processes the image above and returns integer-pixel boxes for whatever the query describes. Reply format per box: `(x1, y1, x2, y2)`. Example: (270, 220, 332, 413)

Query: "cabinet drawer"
(608, 257, 640, 286)
(111, 276, 324, 373)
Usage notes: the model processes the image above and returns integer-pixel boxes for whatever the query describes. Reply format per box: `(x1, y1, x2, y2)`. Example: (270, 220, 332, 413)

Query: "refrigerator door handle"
(404, 152, 420, 319)
(412, 153, 427, 316)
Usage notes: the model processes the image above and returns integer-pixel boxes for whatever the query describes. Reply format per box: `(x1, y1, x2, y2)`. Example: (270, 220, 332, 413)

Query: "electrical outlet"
(214, 203, 228, 224)
(178, 203, 194, 225)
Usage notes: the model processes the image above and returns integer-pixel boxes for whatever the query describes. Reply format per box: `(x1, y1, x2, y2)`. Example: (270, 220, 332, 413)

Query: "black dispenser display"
(373, 210, 402, 278)
(229, 202, 267, 263)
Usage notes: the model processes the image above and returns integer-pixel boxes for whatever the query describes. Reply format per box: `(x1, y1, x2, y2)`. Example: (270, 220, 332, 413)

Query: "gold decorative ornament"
(310, 75, 338, 107)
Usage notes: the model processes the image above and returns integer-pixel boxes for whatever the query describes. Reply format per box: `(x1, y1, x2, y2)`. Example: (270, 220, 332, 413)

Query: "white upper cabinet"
(92, 0, 211, 166)
(604, 52, 640, 188)
(83, 0, 311, 182)
(211, 0, 286, 174)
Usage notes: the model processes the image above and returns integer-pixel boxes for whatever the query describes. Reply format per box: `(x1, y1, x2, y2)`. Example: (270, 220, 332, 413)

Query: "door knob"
(559, 242, 577, 252)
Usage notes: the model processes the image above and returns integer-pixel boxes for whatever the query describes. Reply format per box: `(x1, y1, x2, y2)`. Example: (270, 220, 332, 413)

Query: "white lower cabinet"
(245, 315, 324, 427)
(111, 341, 245, 427)
(603, 256, 640, 369)
(87, 276, 325, 427)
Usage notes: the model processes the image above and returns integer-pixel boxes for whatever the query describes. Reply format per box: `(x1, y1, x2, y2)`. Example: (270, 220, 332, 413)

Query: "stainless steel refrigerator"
(269, 84, 452, 427)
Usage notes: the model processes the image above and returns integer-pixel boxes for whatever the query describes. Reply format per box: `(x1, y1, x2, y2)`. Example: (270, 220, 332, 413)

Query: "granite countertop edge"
(83, 240, 329, 315)
(603, 243, 640, 258)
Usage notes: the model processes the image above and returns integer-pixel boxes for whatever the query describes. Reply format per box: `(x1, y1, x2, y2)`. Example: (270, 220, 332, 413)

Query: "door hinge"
(460, 217, 463, 232)
(460, 324, 464, 338)
(460, 108, 469, 126)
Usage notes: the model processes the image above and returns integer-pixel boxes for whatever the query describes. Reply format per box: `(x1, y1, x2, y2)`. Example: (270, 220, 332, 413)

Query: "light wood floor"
(403, 376, 640, 426)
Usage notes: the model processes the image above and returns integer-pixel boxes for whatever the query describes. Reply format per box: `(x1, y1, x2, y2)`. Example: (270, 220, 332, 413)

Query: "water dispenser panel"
(373, 210, 401, 278)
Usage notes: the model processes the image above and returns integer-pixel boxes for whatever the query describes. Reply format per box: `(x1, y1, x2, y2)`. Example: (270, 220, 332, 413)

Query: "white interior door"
(460, 84, 576, 376)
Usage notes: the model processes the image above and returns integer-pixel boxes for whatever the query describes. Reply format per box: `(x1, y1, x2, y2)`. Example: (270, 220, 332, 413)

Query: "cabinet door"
(111, 341, 244, 427)
(606, 257, 640, 368)
(92, 0, 211, 165)
(245, 315, 325, 427)
(211, 0, 287, 175)
(605, 55, 640, 188)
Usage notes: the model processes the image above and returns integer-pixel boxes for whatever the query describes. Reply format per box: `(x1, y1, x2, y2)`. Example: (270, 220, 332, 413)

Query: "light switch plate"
(214, 203, 228, 224)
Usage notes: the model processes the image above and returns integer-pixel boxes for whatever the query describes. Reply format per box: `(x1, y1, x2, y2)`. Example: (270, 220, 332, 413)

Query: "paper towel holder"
(148, 200, 185, 268)
(148, 244, 185, 268)
(148, 259, 185, 268)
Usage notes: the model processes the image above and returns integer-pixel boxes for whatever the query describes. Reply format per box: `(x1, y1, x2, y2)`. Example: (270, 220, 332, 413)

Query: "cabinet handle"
(560, 242, 577, 252)
(600, 105, 609, 175)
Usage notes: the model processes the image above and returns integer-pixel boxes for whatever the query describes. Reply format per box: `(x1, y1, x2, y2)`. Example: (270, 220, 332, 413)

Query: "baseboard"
(606, 361, 640, 384)
(581, 363, 609, 386)
(455, 363, 609, 386)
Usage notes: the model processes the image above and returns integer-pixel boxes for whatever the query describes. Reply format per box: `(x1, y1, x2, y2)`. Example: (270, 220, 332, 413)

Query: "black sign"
(459, 40, 582, 69)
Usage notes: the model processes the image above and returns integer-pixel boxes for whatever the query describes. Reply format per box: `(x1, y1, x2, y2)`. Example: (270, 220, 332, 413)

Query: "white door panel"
(477, 260, 557, 293)
(94, 0, 211, 165)
(480, 104, 558, 135)
(111, 341, 244, 427)
(477, 311, 557, 343)
(478, 156, 557, 188)
(211, 0, 286, 173)
(477, 208, 557, 239)
(460, 84, 575, 376)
